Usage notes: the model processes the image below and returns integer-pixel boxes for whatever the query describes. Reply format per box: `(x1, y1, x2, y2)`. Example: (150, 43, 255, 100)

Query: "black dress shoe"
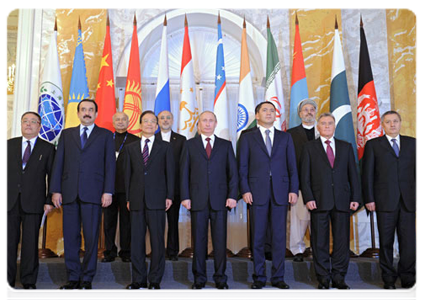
(293, 253, 304, 262)
(23, 284, 36, 289)
(101, 256, 115, 263)
(401, 281, 420, 291)
(80, 281, 92, 289)
(148, 283, 161, 289)
(317, 280, 330, 289)
(271, 281, 290, 289)
(192, 283, 205, 289)
(251, 281, 265, 289)
(126, 282, 148, 289)
(121, 257, 131, 263)
(216, 282, 229, 289)
(332, 281, 350, 289)
(383, 283, 396, 289)
(59, 281, 80, 289)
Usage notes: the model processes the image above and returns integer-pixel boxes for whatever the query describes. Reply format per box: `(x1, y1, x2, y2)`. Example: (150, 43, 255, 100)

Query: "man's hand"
(127, 201, 130, 211)
(242, 192, 253, 205)
(181, 199, 191, 210)
(350, 202, 360, 211)
(306, 200, 317, 210)
(226, 198, 237, 210)
(101, 193, 112, 208)
(44, 204, 54, 215)
(288, 193, 298, 205)
(165, 199, 173, 211)
(52, 193, 62, 208)
(365, 202, 376, 212)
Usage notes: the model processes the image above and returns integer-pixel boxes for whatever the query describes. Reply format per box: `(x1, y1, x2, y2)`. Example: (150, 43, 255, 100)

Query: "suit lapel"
(146, 138, 161, 168)
(83, 125, 100, 149)
(333, 138, 342, 169)
(24, 137, 43, 170)
(194, 135, 208, 159)
(313, 138, 332, 168)
(379, 135, 398, 158)
(252, 129, 270, 157)
(16, 137, 23, 169)
(209, 135, 222, 160)
(271, 130, 282, 157)
(72, 126, 82, 150)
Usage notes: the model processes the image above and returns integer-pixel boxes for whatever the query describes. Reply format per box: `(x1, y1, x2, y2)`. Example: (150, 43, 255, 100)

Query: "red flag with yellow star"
(95, 14, 116, 131)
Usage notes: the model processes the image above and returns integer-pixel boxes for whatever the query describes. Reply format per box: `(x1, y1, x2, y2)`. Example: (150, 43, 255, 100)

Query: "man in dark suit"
(102, 112, 140, 263)
(300, 112, 360, 289)
(50, 99, 116, 290)
(156, 110, 186, 261)
(287, 99, 317, 262)
(362, 111, 415, 289)
(8, 112, 55, 289)
(125, 111, 174, 290)
(180, 111, 238, 290)
(238, 102, 298, 289)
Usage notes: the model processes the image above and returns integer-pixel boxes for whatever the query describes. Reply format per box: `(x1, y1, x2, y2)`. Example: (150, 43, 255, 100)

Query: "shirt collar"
(22, 136, 38, 145)
(201, 134, 215, 143)
(302, 123, 315, 130)
(386, 134, 400, 142)
(80, 123, 95, 132)
(320, 135, 335, 144)
(142, 135, 155, 144)
(258, 125, 274, 135)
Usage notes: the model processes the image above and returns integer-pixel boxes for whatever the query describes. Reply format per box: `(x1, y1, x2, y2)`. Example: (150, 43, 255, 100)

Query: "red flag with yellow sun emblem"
(123, 14, 142, 136)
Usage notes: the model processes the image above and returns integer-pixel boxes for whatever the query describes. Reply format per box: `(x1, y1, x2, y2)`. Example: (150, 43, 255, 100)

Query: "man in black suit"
(125, 111, 174, 290)
(8, 112, 55, 289)
(102, 112, 140, 263)
(50, 99, 116, 290)
(362, 111, 415, 289)
(238, 102, 298, 290)
(156, 110, 186, 261)
(300, 112, 360, 289)
(180, 111, 238, 290)
(287, 99, 317, 263)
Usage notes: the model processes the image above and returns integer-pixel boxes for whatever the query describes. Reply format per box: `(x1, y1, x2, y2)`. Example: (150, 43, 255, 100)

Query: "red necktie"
(325, 140, 335, 168)
(205, 137, 212, 159)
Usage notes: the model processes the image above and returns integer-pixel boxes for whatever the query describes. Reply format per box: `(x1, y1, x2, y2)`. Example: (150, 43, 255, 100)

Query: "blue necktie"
(391, 138, 399, 157)
(81, 127, 88, 148)
(22, 140, 31, 168)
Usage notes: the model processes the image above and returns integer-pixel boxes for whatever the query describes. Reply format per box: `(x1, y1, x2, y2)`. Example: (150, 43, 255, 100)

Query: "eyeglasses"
(21, 120, 40, 125)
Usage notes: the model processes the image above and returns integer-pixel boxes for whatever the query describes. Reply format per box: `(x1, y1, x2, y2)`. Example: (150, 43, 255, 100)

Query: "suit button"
(144, 172, 147, 175)
(22, 171, 25, 174)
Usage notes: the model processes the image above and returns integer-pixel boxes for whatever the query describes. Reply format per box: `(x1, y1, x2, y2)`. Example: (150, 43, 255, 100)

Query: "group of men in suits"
(8, 98, 415, 290)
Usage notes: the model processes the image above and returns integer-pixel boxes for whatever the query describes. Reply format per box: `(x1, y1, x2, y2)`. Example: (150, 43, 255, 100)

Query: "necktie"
(205, 137, 212, 159)
(391, 138, 400, 157)
(143, 139, 150, 166)
(22, 140, 31, 167)
(325, 140, 335, 168)
(81, 127, 88, 148)
(265, 129, 272, 156)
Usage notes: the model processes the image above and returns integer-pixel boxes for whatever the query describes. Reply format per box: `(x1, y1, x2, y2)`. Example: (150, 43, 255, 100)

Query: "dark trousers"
(191, 206, 228, 285)
(376, 200, 416, 285)
(103, 193, 131, 258)
(166, 195, 181, 257)
(62, 198, 102, 282)
(7, 196, 42, 287)
(130, 208, 166, 284)
(310, 208, 350, 284)
(250, 195, 288, 284)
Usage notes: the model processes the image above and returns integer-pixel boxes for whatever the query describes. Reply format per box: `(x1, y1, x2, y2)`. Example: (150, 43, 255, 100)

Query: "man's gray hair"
(317, 112, 336, 123)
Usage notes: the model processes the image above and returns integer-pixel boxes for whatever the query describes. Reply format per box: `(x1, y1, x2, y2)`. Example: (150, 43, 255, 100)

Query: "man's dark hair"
(21, 111, 41, 123)
(77, 99, 98, 112)
(139, 110, 158, 124)
(255, 101, 276, 114)
(381, 110, 402, 122)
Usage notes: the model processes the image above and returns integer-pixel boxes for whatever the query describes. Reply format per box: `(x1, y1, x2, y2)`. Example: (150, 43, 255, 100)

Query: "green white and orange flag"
(237, 17, 256, 140)
(123, 14, 142, 136)
(265, 16, 286, 131)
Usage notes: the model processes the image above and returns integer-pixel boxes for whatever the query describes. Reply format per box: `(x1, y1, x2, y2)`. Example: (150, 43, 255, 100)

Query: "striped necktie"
(142, 139, 150, 166)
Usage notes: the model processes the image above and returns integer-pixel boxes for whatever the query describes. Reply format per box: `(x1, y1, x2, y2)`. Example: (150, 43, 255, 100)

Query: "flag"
(289, 14, 309, 129)
(213, 13, 230, 140)
(178, 15, 199, 139)
(38, 19, 65, 144)
(356, 16, 383, 160)
(265, 16, 286, 131)
(123, 15, 142, 136)
(154, 15, 171, 116)
(330, 16, 358, 163)
(65, 18, 89, 128)
(95, 14, 116, 132)
(237, 17, 256, 140)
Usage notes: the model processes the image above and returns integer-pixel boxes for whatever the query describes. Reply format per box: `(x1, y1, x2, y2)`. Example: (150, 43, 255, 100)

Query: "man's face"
(382, 114, 401, 136)
(21, 113, 41, 139)
(198, 112, 217, 136)
(113, 112, 129, 132)
(158, 111, 173, 131)
(317, 116, 335, 139)
(140, 113, 158, 136)
(256, 103, 276, 127)
(299, 104, 316, 124)
(77, 101, 97, 126)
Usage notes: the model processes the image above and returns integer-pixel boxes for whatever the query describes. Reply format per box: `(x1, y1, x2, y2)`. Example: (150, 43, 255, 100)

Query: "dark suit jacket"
(155, 131, 186, 198)
(300, 138, 361, 212)
(115, 132, 140, 194)
(180, 135, 238, 212)
(124, 137, 174, 211)
(8, 137, 55, 214)
(361, 135, 416, 212)
(238, 127, 299, 205)
(49, 125, 116, 204)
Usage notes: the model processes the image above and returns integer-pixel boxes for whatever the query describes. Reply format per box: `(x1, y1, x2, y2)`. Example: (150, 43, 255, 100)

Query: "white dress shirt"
(201, 134, 215, 149)
(160, 130, 171, 142)
(386, 134, 400, 150)
(80, 123, 95, 138)
(141, 135, 155, 156)
(257, 125, 275, 146)
(320, 136, 336, 157)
